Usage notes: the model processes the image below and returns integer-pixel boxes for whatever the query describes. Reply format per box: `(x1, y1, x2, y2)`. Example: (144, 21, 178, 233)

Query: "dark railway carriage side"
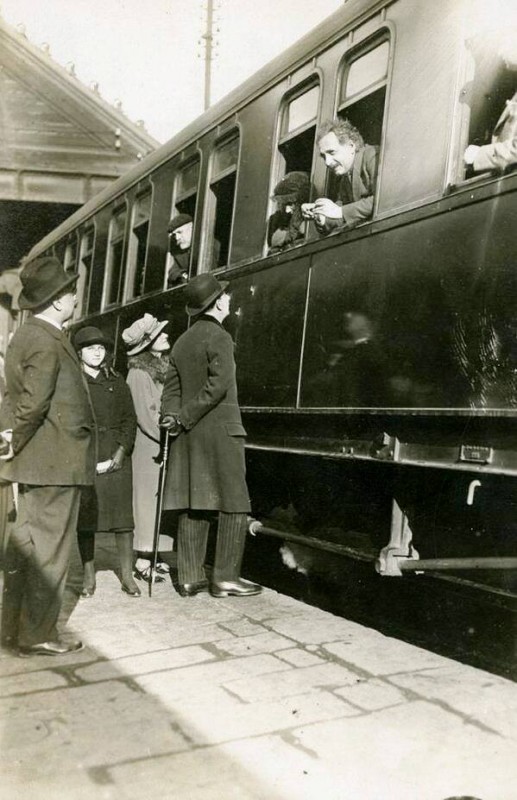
(22, 0, 517, 675)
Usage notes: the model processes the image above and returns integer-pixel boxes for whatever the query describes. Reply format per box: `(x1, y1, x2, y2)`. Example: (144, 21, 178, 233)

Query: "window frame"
(204, 129, 241, 272)
(102, 204, 128, 310)
(165, 156, 202, 286)
(75, 224, 96, 318)
(267, 75, 322, 254)
(123, 187, 153, 302)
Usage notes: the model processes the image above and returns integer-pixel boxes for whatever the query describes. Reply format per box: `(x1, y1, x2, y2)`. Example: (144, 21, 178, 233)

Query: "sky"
(1, 0, 343, 143)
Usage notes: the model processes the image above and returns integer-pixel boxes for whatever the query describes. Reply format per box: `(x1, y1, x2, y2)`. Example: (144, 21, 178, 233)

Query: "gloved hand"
(160, 414, 183, 436)
(108, 445, 125, 472)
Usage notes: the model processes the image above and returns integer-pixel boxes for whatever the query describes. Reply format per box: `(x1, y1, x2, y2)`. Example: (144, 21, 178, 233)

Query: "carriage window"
(463, 32, 517, 178)
(76, 227, 94, 317)
(338, 37, 389, 146)
(173, 159, 199, 218)
(125, 191, 152, 300)
(103, 208, 126, 308)
(207, 134, 239, 269)
(279, 83, 319, 175)
(165, 159, 200, 287)
(63, 237, 78, 274)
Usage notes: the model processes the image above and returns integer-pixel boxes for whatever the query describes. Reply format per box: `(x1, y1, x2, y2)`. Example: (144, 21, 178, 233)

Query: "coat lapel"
(351, 148, 366, 200)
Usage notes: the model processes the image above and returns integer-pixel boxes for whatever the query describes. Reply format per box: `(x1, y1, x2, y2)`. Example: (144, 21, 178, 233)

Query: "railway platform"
(1, 532, 516, 800)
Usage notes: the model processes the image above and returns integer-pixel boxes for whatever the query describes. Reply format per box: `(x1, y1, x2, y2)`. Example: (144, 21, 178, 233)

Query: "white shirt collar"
(34, 313, 62, 331)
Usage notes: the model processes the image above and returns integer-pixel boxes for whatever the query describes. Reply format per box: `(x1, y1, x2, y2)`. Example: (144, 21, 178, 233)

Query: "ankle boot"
(116, 531, 141, 596)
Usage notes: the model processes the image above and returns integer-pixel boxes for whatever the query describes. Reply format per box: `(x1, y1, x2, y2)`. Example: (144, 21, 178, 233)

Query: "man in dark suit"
(302, 118, 378, 234)
(161, 274, 261, 598)
(0, 257, 95, 656)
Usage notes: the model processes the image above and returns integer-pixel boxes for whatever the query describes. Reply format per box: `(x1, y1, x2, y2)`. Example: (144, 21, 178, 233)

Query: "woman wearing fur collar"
(122, 314, 172, 582)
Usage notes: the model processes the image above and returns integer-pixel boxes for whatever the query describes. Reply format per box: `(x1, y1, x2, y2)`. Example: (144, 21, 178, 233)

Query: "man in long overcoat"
(161, 274, 262, 598)
(0, 257, 95, 656)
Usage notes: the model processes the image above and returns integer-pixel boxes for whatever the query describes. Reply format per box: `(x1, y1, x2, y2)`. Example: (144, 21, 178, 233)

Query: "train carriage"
(21, 0, 517, 674)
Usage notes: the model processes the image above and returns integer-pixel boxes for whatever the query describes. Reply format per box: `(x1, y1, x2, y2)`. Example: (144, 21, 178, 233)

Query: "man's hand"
(107, 445, 125, 472)
(160, 414, 183, 436)
(464, 144, 480, 165)
(312, 198, 343, 219)
(0, 429, 13, 461)
(301, 203, 316, 220)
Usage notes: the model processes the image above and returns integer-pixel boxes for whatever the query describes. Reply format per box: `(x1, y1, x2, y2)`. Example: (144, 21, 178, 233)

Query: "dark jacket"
(161, 315, 250, 512)
(320, 144, 378, 233)
(78, 370, 136, 532)
(0, 317, 95, 486)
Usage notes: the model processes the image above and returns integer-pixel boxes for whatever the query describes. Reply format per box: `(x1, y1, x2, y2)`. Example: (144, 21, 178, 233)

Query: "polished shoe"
(155, 562, 170, 575)
(18, 639, 84, 657)
(80, 585, 96, 598)
(210, 578, 263, 598)
(177, 580, 209, 597)
(121, 581, 141, 597)
(134, 566, 165, 584)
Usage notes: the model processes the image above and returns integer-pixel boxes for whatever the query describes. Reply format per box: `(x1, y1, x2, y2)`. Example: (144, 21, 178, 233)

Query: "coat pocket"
(225, 423, 247, 437)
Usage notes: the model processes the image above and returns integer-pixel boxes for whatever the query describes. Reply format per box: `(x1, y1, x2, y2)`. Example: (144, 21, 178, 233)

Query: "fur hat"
(272, 172, 310, 205)
(18, 257, 78, 310)
(122, 314, 168, 355)
(168, 213, 193, 233)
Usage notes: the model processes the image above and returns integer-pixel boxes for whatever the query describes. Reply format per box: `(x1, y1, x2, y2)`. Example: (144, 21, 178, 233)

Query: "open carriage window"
(63, 235, 78, 274)
(207, 133, 239, 269)
(326, 35, 389, 202)
(462, 26, 517, 178)
(165, 158, 200, 287)
(75, 227, 94, 318)
(338, 37, 389, 142)
(125, 190, 152, 300)
(279, 83, 319, 176)
(102, 207, 127, 308)
(267, 82, 319, 254)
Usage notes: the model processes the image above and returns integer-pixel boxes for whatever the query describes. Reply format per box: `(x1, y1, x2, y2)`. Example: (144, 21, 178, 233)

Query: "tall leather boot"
(116, 531, 141, 597)
(78, 530, 96, 598)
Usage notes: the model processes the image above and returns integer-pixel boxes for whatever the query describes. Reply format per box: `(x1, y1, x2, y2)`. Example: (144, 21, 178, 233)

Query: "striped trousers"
(176, 511, 247, 584)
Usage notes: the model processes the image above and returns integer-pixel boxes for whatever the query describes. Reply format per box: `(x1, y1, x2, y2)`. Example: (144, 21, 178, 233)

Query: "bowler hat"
(73, 326, 112, 351)
(18, 256, 78, 310)
(122, 313, 168, 355)
(184, 274, 229, 317)
(168, 213, 193, 234)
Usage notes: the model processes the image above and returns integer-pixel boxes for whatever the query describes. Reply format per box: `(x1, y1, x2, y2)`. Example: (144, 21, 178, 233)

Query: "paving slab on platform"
(1, 532, 516, 800)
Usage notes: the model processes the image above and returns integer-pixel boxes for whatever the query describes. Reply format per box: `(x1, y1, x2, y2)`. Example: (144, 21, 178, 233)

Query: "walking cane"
(149, 428, 171, 597)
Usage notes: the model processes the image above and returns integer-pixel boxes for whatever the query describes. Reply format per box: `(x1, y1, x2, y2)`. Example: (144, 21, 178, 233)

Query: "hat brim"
(186, 280, 229, 317)
(125, 319, 169, 355)
(19, 271, 79, 311)
(74, 334, 112, 350)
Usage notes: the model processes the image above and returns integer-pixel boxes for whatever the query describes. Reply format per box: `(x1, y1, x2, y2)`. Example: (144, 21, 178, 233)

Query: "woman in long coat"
(74, 326, 140, 597)
(122, 314, 172, 582)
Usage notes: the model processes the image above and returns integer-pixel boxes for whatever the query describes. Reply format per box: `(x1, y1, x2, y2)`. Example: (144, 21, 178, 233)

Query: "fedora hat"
(18, 256, 78, 310)
(73, 326, 112, 351)
(122, 313, 168, 355)
(185, 274, 229, 317)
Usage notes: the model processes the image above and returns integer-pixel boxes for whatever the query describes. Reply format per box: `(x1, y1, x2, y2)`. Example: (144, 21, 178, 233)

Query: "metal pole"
(202, 0, 214, 111)
(400, 557, 517, 572)
(149, 430, 171, 596)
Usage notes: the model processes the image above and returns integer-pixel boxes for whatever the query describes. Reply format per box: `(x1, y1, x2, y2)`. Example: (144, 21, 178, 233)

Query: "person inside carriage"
(464, 33, 517, 174)
(267, 171, 310, 254)
(302, 118, 378, 235)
